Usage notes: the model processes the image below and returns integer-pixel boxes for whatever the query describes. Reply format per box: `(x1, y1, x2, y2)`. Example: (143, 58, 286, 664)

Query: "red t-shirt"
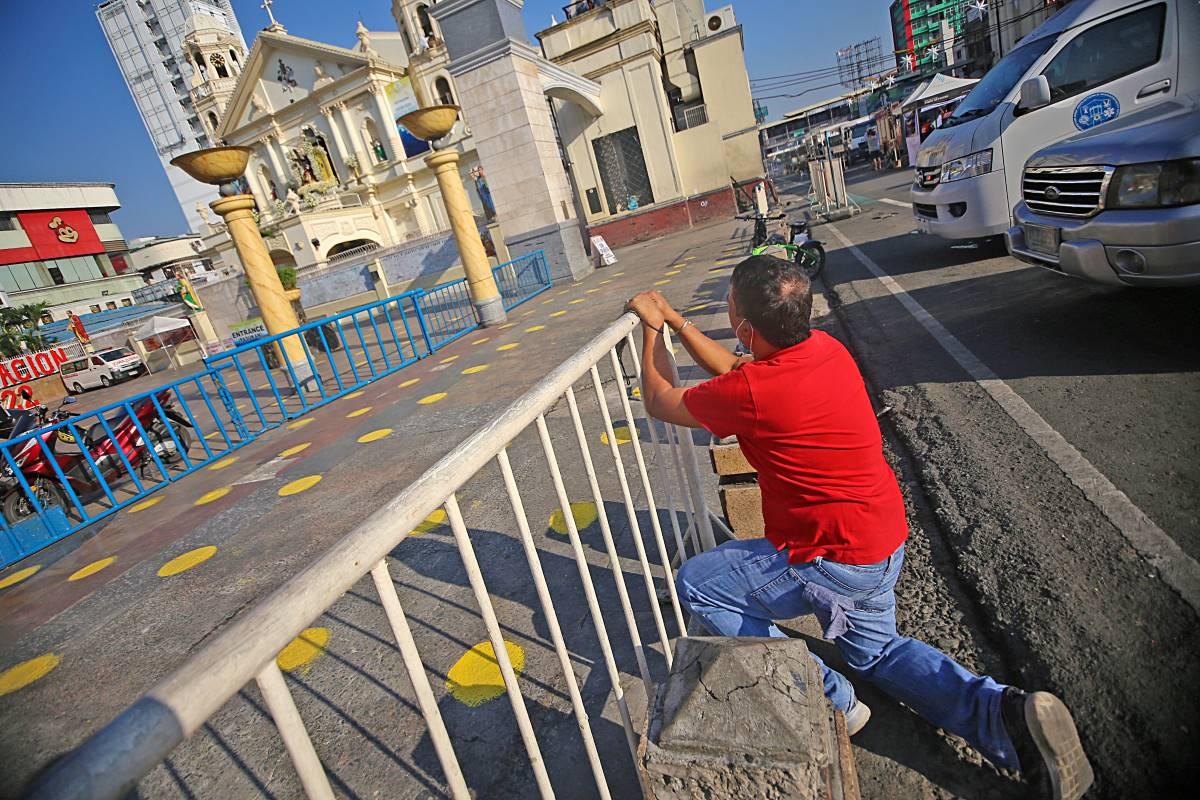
(683, 331, 907, 564)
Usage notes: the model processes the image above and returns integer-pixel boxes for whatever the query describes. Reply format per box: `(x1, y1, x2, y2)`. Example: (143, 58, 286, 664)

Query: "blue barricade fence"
(0, 250, 550, 568)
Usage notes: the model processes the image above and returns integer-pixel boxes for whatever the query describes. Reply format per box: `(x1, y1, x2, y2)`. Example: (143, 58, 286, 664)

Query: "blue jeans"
(676, 538, 1019, 770)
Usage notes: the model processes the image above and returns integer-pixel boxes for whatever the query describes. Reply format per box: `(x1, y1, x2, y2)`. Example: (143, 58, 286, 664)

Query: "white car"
(59, 348, 147, 394)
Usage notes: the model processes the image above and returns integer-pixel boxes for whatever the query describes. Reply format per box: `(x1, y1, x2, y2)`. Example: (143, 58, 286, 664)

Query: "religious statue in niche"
(470, 166, 497, 222)
(276, 58, 298, 94)
(372, 139, 387, 162)
(290, 127, 339, 187)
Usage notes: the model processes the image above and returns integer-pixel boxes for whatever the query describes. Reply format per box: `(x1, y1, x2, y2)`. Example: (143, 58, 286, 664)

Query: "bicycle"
(750, 218, 826, 280)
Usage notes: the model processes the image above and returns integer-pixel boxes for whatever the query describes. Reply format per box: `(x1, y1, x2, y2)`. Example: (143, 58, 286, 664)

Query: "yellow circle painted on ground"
(208, 456, 238, 471)
(280, 442, 312, 458)
(548, 501, 598, 535)
(288, 418, 315, 430)
(418, 392, 448, 405)
(277, 627, 330, 673)
(471, 337, 490, 345)
(496, 343, 520, 352)
(129, 496, 164, 514)
(411, 508, 447, 537)
(440, 355, 459, 364)
(600, 424, 633, 446)
(0, 653, 61, 697)
(462, 364, 490, 375)
(195, 486, 232, 506)
(568, 299, 585, 305)
(357, 428, 393, 443)
(0, 565, 41, 590)
(279, 475, 322, 497)
(446, 640, 525, 707)
(549, 310, 567, 318)
(344, 390, 365, 399)
(654, 279, 671, 286)
(400, 378, 421, 388)
(68, 557, 116, 582)
(347, 406, 373, 418)
(158, 546, 217, 577)
(525, 325, 545, 333)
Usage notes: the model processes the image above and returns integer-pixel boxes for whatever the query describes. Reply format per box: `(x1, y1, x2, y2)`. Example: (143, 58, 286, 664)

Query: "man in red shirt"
(625, 255, 1092, 800)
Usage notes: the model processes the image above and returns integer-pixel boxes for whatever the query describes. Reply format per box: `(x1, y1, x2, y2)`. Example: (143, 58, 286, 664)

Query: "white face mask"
(735, 318, 754, 352)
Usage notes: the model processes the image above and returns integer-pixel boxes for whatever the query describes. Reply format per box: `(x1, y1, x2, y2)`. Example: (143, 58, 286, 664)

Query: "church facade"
(187, 16, 486, 273)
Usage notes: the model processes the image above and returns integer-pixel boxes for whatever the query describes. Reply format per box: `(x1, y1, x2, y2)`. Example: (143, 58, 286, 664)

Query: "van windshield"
(99, 349, 132, 362)
(944, 35, 1058, 127)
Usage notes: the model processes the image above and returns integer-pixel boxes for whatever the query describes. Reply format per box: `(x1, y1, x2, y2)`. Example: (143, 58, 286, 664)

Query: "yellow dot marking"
(288, 418, 315, 430)
(496, 343, 520, 352)
(0, 653, 61, 697)
(631, 387, 642, 399)
(716, 257, 741, 266)
(347, 406, 372, 418)
(549, 310, 567, 318)
(68, 557, 116, 582)
(235, 402, 246, 410)
(418, 392, 448, 405)
(439, 355, 460, 364)
(525, 325, 545, 333)
(412, 508, 447, 537)
(195, 486, 232, 506)
(665, 270, 681, 276)
(687, 303, 715, 312)
(280, 443, 311, 458)
(279, 475, 322, 496)
(471, 337, 490, 346)
(599, 279, 613, 285)
(568, 299, 585, 305)
(600, 424, 633, 446)
(684, 255, 698, 260)
(586, 288, 600, 294)
(129, 496, 164, 514)
(613, 271, 625, 276)
(276, 627, 330, 673)
(344, 390, 365, 399)
(462, 364, 490, 375)
(446, 640, 525, 707)
(654, 279, 671, 286)
(520, 309, 536, 317)
(549, 501, 599, 535)
(498, 322, 517, 330)
(208, 456, 238, 471)
(400, 378, 421, 388)
(158, 546, 217, 577)
(0, 565, 41, 590)
(357, 428, 392, 443)
(557, 289, 571, 295)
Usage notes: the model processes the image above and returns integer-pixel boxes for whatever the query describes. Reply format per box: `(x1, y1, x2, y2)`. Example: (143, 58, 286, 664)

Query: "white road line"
(827, 223, 1200, 615)
(877, 197, 912, 208)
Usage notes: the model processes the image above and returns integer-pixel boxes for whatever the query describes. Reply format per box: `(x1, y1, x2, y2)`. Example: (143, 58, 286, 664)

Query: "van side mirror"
(1018, 75, 1051, 112)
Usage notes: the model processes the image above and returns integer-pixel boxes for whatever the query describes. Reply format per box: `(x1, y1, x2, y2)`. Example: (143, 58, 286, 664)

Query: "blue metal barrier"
(0, 255, 552, 568)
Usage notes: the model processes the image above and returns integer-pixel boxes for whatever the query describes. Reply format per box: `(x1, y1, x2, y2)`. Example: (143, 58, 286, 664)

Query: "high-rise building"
(96, 0, 246, 234)
(889, 0, 966, 74)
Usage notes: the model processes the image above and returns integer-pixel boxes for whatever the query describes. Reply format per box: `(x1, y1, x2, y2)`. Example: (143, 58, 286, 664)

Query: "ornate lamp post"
(171, 146, 310, 380)
(398, 104, 507, 327)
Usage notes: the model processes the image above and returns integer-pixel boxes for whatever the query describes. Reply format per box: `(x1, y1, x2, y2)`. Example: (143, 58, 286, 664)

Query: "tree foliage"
(0, 302, 50, 358)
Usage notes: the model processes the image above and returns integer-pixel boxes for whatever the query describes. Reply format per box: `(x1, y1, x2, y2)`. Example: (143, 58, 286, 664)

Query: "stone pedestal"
(431, 0, 592, 283)
(639, 637, 859, 800)
(710, 439, 765, 539)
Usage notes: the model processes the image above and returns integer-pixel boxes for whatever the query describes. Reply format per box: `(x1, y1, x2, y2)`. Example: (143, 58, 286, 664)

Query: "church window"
(434, 76, 455, 106)
(417, 5, 435, 39)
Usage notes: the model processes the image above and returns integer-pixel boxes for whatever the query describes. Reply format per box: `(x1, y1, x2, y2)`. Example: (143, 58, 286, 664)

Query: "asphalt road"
(0, 167, 1196, 799)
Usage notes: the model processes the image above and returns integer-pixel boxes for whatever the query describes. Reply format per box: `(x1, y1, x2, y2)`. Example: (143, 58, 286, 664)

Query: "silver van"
(1006, 98, 1199, 285)
(60, 348, 147, 393)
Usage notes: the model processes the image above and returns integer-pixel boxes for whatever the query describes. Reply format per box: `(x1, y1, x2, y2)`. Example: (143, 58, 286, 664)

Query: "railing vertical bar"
(587, 365, 673, 666)
(662, 327, 716, 552)
(296, 334, 326, 404)
(369, 560, 470, 800)
(148, 394, 193, 471)
(606, 349, 687, 636)
(255, 347, 291, 417)
(97, 413, 146, 495)
(333, 320, 359, 385)
(373, 307, 395, 370)
(65, 420, 117, 509)
(254, 660, 336, 800)
(562, 387, 654, 696)
(411, 294, 434, 356)
(441, 493, 554, 799)
(350, 315, 374, 378)
(230, 354, 267, 430)
(316, 327, 344, 392)
(194, 376, 233, 451)
(533, 413, 643, 766)
(124, 401, 170, 483)
(173, 389, 213, 461)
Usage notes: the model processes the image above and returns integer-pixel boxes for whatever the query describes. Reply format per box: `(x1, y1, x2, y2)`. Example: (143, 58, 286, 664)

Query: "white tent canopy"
(133, 315, 192, 341)
(901, 73, 979, 110)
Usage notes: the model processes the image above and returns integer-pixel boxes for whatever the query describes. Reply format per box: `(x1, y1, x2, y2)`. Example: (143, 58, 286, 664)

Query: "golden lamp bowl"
(170, 146, 253, 185)
(398, 106, 460, 141)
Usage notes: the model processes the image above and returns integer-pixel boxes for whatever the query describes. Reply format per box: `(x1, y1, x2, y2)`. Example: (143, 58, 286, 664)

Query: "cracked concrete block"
(639, 637, 858, 800)
(710, 441, 756, 477)
(718, 480, 765, 539)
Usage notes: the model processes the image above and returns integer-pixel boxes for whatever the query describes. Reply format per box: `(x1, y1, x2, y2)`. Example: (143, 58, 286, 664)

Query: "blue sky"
(0, 0, 891, 238)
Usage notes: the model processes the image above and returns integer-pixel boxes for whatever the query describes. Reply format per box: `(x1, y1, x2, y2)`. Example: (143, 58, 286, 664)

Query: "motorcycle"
(1, 389, 193, 525)
(749, 218, 827, 280)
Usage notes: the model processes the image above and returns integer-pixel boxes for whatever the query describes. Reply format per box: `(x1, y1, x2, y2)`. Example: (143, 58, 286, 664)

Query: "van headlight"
(940, 149, 993, 183)
(1109, 159, 1200, 208)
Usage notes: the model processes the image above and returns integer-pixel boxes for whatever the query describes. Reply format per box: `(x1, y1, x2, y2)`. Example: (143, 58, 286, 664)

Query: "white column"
(319, 105, 352, 169)
(246, 159, 272, 210)
(369, 82, 406, 163)
(262, 135, 289, 186)
(336, 101, 372, 175)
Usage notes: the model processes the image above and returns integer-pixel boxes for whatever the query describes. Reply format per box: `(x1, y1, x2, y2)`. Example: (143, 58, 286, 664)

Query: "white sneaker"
(844, 699, 871, 736)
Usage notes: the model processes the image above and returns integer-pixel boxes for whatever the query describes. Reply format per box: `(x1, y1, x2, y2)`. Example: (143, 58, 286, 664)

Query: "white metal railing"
(28, 314, 725, 800)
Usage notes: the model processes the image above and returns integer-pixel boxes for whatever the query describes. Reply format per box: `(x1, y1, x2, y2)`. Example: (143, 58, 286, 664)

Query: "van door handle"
(1136, 79, 1171, 99)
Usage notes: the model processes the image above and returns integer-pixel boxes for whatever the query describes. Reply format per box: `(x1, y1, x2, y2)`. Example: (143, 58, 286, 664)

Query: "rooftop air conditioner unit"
(706, 6, 735, 35)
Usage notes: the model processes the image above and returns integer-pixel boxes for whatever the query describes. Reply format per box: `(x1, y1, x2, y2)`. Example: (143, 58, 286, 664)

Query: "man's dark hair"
(729, 254, 813, 349)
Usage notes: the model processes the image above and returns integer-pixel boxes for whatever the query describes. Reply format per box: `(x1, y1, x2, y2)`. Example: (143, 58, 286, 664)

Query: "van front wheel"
(100, 375, 111, 388)
(71, 382, 84, 395)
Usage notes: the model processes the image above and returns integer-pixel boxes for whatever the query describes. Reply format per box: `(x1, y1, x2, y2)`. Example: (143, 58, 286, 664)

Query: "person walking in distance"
(624, 256, 1093, 800)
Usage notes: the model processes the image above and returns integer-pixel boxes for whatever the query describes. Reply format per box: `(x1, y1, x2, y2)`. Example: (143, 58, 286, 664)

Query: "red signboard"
(0, 347, 71, 409)
(0, 209, 104, 266)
